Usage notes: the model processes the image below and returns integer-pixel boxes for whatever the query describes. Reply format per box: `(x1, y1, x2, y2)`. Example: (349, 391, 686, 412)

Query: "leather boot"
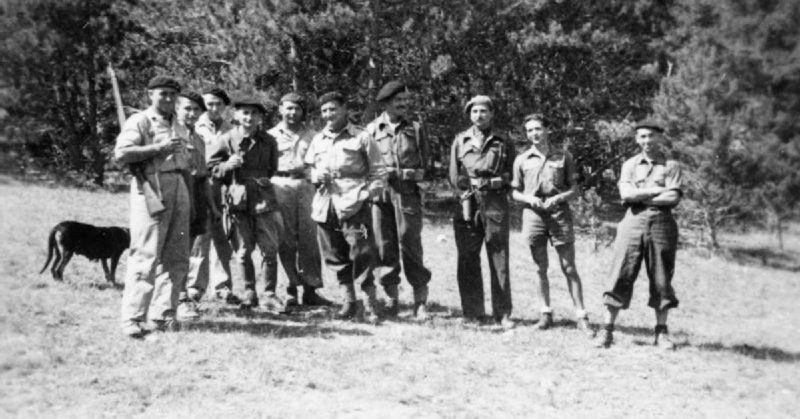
(413, 285, 429, 321)
(302, 286, 334, 306)
(383, 284, 399, 317)
(362, 287, 381, 324)
(335, 283, 358, 320)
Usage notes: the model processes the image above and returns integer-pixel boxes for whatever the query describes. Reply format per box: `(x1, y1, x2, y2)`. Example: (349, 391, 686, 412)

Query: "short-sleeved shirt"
(114, 107, 192, 173)
(365, 112, 428, 170)
(195, 113, 234, 162)
(267, 121, 315, 174)
(618, 152, 683, 205)
(209, 126, 279, 214)
(304, 123, 386, 222)
(186, 128, 208, 178)
(511, 147, 577, 198)
(449, 126, 515, 191)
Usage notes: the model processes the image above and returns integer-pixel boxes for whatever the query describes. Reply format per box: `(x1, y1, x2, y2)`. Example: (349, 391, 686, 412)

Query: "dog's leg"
(56, 250, 73, 281)
(51, 242, 63, 281)
(101, 259, 110, 282)
(109, 254, 121, 284)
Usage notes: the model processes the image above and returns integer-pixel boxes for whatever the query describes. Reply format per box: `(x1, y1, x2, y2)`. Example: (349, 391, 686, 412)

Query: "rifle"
(107, 64, 166, 216)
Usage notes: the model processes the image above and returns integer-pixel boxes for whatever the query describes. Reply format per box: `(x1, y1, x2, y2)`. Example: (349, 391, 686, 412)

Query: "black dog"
(40, 221, 130, 283)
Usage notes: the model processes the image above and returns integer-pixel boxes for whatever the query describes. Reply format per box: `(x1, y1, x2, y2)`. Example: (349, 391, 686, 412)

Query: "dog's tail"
(39, 228, 56, 274)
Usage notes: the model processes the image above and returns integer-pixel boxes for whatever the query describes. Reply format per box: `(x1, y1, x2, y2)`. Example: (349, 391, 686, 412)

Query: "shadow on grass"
(184, 319, 372, 338)
(695, 342, 800, 363)
(723, 246, 800, 272)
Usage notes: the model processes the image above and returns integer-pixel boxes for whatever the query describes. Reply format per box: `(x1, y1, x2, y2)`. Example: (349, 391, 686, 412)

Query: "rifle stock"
(107, 64, 165, 217)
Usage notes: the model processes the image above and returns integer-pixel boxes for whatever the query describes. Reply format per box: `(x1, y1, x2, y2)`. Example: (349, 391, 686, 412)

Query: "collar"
(637, 151, 666, 166)
(323, 122, 358, 140)
(144, 106, 175, 125)
(376, 112, 408, 133)
(196, 113, 231, 132)
(272, 121, 307, 138)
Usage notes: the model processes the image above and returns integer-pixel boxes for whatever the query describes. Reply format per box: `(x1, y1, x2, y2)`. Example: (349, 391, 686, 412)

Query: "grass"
(1, 174, 799, 418)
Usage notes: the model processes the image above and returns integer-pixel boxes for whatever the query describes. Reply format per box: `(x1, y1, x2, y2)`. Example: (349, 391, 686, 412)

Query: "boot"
(240, 289, 259, 309)
(538, 312, 554, 330)
(413, 285, 429, 321)
(654, 325, 676, 350)
(383, 284, 399, 317)
(285, 285, 299, 307)
(335, 283, 358, 320)
(302, 286, 334, 306)
(593, 324, 614, 349)
(262, 292, 288, 314)
(362, 287, 381, 324)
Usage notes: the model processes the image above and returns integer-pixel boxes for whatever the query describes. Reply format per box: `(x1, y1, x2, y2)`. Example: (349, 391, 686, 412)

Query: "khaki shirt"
(618, 152, 683, 195)
(114, 107, 192, 173)
(304, 123, 386, 222)
(210, 126, 279, 214)
(449, 126, 516, 191)
(195, 113, 234, 162)
(267, 121, 315, 174)
(511, 147, 576, 198)
(365, 112, 429, 171)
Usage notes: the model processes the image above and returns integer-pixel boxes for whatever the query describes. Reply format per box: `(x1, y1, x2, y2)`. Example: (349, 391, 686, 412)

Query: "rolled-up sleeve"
(510, 155, 523, 191)
(664, 160, 683, 195)
(363, 133, 387, 191)
(113, 114, 146, 161)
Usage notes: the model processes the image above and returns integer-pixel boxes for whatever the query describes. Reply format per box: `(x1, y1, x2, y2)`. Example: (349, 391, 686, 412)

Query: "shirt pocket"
(336, 139, 365, 174)
(543, 159, 566, 190)
(374, 134, 394, 163)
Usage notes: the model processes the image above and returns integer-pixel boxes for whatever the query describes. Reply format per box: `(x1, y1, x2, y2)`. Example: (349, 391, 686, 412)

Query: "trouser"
(183, 181, 234, 300)
(316, 204, 376, 292)
(452, 190, 511, 319)
(272, 176, 323, 289)
(229, 210, 283, 293)
(120, 172, 191, 325)
(372, 184, 431, 291)
(603, 207, 679, 311)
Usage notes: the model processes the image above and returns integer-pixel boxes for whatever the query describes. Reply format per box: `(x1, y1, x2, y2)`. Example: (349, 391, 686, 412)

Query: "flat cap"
(376, 80, 409, 102)
(634, 119, 664, 133)
(202, 87, 231, 105)
(147, 76, 181, 92)
(318, 91, 346, 107)
(179, 91, 207, 111)
(280, 92, 306, 108)
(233, 97, 268, 114)
(464, 95, 493, 114)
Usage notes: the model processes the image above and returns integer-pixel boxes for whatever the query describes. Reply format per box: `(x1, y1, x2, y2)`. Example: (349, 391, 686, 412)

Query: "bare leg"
(555, 243, 586, 315)
(529, 244, 550, 310)
(101, 259, 111, 282)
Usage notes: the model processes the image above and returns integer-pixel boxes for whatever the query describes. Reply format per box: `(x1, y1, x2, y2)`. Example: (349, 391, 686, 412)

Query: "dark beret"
(179, 91, 206, 111)
(233, 97, 268, 114)
(202, 87, 231, 105)
(318, 91, 346, 107)
(464, 95, 493, 114)
(147, 76, 181, 92)
(376, 80, 409, 102)
(280, 92, 306, 108)
(634, 119, 665, 133)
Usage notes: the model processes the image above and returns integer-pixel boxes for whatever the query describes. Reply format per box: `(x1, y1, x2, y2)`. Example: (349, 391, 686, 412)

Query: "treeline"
(1, 0, 798, 247)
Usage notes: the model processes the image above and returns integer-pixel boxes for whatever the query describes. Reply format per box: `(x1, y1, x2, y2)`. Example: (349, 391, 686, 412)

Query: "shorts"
(521, 205, 574, 247)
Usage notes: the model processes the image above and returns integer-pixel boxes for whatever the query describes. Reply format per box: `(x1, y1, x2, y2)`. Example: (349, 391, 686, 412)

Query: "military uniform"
(210, 125, 283, 306)
(304, 122, 386, 309)
(603, 152, 682, 311)
(449, 126, 516, 320)
(267, 122, 323, 292)
(366, 111, 432, 303)
(116, 106, 193, 333)
(184, 112, 236, 300)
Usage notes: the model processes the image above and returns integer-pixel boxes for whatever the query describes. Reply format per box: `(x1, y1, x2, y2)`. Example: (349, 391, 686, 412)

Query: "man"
(115, 76, 193, 338)
(510, 113, 591, 336)
(595, 119, 683, 349)
(365, 81, 432, 320)
(175, 91, 221, 320)
(209, 97, 285, 311)
(304, 92, 386, 322)
(184, 88, 240, 305)
(449, 95, 516, 329)
(267, 92, 332, 307)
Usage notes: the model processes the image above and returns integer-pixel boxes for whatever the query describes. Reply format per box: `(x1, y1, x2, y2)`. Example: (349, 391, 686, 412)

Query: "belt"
(274, 171, 305, 179)
(627, 203, 672, 213)
(470, 176, 505, 190)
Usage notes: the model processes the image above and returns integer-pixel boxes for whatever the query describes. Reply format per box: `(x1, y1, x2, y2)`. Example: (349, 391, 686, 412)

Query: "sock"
(603, 323, 614, 332)
(540, 306, 553, 314)
(575, 309, 587, 319)
(655, 324, 668, 335)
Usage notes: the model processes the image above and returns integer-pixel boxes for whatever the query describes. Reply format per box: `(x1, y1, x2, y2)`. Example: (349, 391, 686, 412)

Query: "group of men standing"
(113, 75, 684, 351)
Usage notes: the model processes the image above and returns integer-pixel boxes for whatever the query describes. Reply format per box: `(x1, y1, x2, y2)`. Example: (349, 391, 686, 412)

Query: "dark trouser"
(273, 177, 323, 289)
(603, 207, 679, 311)
(452, 190, 511, 319)
(316, 204, 376, 292)
(372, 183, 431, 291)
(229, 210, 283, 293)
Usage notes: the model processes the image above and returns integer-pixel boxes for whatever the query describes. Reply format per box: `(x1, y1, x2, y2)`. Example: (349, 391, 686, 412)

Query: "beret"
(634, 119, 665, 133)
(202, 87, 231, 105)
(179, 91, 206, 111)
(464, 95, 493, 114)
(147, 76, 181, 92)
(280, 92, 306, 108)
(318, 91, 346, 107)
(376, 80, 409, 102)
(233, 97, 268, 114)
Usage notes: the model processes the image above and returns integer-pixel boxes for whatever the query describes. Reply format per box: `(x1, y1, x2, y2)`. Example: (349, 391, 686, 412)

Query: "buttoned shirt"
(195, 113, 234, 162)
(304, 123, 386, 222)
(618, 152, 683, 207)
(114, 107, 192, 173)
(210, 126, 278, 214)
(449, 126, 516, 191)
(267, 121, 315, 174)
(511, 147, 576, 198)
(365, 112, 429, 171)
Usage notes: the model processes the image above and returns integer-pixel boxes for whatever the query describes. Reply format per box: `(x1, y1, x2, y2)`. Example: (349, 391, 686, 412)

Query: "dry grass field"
(1, 175, 798, 418)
